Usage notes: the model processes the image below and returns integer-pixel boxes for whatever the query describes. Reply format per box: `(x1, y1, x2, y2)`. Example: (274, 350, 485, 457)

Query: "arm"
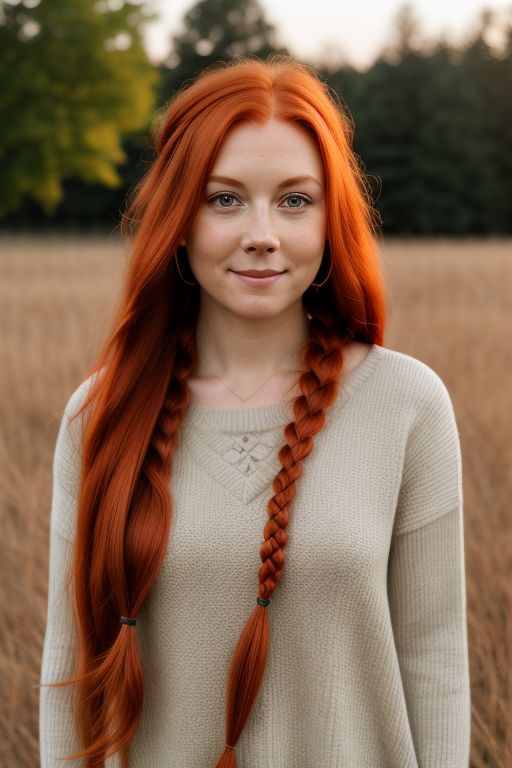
(39, 410, 83, 766)
(388, 508, 471, 766)
(39, 518, 83, 766)
(388, 373, 471, 767)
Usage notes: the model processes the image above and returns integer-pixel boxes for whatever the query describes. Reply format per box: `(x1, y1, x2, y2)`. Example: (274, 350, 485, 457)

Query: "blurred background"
(0, 0, 510, 765)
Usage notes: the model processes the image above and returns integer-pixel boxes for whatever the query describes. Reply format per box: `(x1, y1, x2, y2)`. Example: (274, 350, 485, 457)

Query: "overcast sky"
(142, 0, 511, 70)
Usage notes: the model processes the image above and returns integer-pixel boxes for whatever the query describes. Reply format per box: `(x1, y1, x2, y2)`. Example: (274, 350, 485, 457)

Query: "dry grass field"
(0, 232, 510, 766)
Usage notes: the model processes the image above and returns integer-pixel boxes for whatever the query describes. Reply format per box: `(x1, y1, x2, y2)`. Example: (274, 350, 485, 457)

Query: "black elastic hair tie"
(257, 597, 270, 607)
(120, 616, 137, 627)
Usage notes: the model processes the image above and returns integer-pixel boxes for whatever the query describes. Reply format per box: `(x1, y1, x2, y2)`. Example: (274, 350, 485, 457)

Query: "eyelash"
(208, 192, 312, 210)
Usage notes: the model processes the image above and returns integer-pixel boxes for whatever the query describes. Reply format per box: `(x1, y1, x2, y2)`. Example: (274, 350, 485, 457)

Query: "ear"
(180, 238, 186, 246)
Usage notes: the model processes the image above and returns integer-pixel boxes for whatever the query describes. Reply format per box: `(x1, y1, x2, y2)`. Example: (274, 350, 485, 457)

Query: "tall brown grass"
(0, 232, 510, 767)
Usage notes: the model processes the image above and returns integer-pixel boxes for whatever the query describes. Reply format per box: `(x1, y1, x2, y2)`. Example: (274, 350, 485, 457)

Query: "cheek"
(187, 214, 236, 255)
(283, 207, 326, 248)
(286, 226, 325, 262)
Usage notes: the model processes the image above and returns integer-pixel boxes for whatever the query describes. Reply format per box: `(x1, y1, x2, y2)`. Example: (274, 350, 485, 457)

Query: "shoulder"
(369, 348, 463, 534)
(376, 347, 462, 466)
(369, 344, 454, 416)
(60, 368, 105, 454)
(64, 369, 103, 417)
(64, 366, 109, 418)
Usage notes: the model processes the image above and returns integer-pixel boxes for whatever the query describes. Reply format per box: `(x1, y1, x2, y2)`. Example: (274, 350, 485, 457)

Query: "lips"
(233, 269, 284, 277)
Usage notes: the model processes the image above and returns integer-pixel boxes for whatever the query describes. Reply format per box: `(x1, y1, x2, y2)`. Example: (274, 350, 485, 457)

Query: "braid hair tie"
(120, 616, 137, 626)
(120, 603, 267, 625)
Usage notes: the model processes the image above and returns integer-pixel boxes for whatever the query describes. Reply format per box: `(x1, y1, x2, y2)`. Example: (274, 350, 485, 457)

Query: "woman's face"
(181, 117, 327, 320)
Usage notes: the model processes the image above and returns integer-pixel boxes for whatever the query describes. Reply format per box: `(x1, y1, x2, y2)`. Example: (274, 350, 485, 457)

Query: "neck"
(194, 299, 310, 383)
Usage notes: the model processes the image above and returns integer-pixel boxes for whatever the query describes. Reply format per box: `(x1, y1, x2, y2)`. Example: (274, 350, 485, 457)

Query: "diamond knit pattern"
(182, 424, 285, 504)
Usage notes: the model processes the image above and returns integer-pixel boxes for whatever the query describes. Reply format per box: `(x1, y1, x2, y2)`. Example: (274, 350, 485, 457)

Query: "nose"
(240, 207, 280, 254)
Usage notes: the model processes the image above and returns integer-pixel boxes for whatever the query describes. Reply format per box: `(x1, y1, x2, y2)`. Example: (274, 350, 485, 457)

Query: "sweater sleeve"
(387, 372, 471, 767)
(39, 397, 84, 766)
(39, 523, 84, 766)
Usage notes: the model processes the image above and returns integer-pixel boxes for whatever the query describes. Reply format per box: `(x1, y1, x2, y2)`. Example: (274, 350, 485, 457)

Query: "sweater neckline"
(183, 343, 383, 433)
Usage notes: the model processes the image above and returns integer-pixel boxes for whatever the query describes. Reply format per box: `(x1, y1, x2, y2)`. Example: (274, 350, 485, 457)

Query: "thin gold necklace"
(203, 334, 308, 403)
(212, 369, 303, 402)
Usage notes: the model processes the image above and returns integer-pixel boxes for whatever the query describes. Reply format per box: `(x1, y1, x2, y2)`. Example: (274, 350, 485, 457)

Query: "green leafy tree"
(157, 0, 289, 108)
(0, 0, 158, 216)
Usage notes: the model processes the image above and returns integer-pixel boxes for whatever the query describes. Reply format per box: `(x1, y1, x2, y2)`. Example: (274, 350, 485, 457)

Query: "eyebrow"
(207, 174, 322, 190)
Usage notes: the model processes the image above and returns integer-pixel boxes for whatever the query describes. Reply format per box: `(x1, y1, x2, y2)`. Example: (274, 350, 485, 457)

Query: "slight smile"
(229, 270, 286, 286)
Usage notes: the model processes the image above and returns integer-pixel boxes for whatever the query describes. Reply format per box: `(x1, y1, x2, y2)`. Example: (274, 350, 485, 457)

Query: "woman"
(39, 56, 471, 767)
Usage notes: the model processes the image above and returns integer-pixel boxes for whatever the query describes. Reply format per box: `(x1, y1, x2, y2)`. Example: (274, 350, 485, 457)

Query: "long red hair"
(43, 55, 387, 766)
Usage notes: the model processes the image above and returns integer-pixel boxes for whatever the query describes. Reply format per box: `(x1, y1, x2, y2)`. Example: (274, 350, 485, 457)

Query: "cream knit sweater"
(39, 343, 471, 767)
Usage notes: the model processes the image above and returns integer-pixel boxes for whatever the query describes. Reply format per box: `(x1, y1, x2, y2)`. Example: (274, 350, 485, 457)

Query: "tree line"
(1, 0, 511, 235)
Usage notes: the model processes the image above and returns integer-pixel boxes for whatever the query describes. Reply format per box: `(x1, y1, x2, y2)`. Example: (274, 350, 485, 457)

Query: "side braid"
(51, 324, 199, 768)
(124, 344, 197, 610)
(123, 338, 198, 615)
(113, 331, 199, 767)
(116, 337, 196, 768)
(215, 315, 347, 766)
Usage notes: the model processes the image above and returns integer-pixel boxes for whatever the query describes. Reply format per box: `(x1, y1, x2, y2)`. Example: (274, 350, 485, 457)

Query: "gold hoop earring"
(174, 245, 198, 285)
(311, 243, 333, 288)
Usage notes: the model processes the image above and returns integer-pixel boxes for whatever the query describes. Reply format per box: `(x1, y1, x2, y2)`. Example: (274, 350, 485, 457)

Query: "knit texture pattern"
(39, 344, 471, 767)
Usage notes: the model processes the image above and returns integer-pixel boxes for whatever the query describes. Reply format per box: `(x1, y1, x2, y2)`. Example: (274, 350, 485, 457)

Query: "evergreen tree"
(157, 0, 289, 108)
(462, 9, 512, 232)
(327, 5, 501, 234)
